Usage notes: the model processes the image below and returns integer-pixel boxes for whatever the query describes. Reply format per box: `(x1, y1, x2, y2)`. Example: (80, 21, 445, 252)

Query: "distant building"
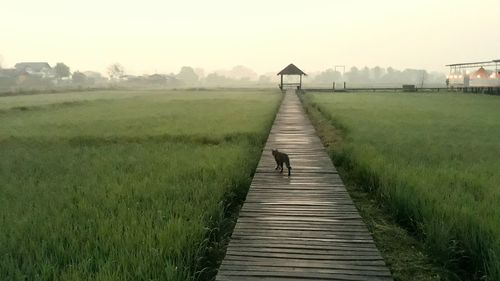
(446, 60, 500, 88)
(83, 71, 107, 84)
(147, 74, 168, 84)
(120, 75, 141, 82)
(446, 60, 500, 94)
(83, 71, 102, 79)
(14, 62, 53, 78)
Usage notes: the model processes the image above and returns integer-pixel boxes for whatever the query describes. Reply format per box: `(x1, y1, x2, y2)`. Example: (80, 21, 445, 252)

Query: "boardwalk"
(216, 90, 393, 281)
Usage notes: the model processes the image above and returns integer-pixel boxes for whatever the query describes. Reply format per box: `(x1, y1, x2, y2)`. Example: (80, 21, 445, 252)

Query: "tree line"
(0, 60, 448, 93)
(309, 66, 446, 87)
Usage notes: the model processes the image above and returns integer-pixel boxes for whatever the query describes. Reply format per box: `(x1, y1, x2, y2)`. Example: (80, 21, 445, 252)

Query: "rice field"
(304, 92, 500, 280)
(0, 89, 282, 281)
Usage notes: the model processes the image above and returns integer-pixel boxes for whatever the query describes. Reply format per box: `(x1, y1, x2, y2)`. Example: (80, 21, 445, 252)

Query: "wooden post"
(280, 74, 283, 90)
(299, 74, 302, 90)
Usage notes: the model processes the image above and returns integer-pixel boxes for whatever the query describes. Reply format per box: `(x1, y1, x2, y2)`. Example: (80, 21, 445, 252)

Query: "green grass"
(0, 90, 276, 140)
(0, 90, 153, 111)
(304, 92, 500, 280)
(0, 89, 282, 281)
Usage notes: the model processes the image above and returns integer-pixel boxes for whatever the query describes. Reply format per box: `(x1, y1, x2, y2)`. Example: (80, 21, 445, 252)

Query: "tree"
(176, 66, 199, 85)
(386, 67, 395, 76)
(383, 67, 400, 84)
(205, 73, 231, 86)
(194, 68, 205, 79)
(372, 66, 385, 81)
(72, 71, 87, 84)
(107, 63, 125, 80)
(258, 75, 271, 84)
(165, 74, 182, 87)
(312, 69, 342, 85)
(360, 66, 371, 82)
(228, 65, 258, 81)
(344, 66, 360, 83)
(54, 63, 70, 80)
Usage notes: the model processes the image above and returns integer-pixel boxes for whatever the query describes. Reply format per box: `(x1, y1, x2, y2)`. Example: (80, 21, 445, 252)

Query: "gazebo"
(277, 63, 307, 90)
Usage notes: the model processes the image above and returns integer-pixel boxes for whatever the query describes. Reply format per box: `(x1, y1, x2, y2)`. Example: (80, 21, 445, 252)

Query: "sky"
(1, 0, 499, 75)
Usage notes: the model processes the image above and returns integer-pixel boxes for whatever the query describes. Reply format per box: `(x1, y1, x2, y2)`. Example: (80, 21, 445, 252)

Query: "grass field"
(0, 89, 282, 281)
(304, 92, 500, 280)
(0, 90, 153, 111)
(306, 93, 500, 280)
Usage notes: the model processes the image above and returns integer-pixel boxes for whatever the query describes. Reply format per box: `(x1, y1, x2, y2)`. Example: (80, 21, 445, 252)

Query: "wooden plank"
(231, 222, 370, 233)
(215, 90, 392, 280)
(224, 247, 383, 258)
(217, 269, 392, 281)
(219, 264, 391, 277)
(233, 220, 368, 228)
(221, 256, 388, 268)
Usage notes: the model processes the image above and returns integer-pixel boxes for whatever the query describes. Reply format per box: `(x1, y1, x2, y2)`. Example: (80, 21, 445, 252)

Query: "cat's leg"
(285, 160, 291, 176)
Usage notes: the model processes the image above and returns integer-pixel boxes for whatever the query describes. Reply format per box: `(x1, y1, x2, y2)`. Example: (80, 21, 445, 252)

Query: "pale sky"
(1, 0, 499, 75)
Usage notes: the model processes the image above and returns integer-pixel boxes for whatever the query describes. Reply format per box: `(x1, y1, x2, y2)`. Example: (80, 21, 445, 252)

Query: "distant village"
(0, 61, 448, 94)
(0, 62, 186, 93)
(0, 62, 280, 93)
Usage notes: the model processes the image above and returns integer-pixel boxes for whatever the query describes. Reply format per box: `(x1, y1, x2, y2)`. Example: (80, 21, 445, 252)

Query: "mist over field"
(0, 62, 448, 93)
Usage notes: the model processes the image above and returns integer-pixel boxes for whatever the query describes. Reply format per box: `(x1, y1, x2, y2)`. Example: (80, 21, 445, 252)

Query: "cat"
(272, 149, 291, 176)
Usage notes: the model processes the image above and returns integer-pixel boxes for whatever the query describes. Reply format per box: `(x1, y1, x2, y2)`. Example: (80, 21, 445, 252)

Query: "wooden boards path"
(216, 90, 393, 281)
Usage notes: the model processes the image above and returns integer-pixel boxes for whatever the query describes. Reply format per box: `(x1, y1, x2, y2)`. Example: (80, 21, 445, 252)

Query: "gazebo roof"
(277, 64, 307, 76)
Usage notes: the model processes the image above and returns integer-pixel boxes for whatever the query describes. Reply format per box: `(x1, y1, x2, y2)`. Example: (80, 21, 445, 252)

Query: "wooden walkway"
(216, 90, 392, 281)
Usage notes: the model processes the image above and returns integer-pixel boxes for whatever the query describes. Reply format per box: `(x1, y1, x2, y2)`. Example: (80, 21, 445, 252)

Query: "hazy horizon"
(2, 0, 499, 75)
